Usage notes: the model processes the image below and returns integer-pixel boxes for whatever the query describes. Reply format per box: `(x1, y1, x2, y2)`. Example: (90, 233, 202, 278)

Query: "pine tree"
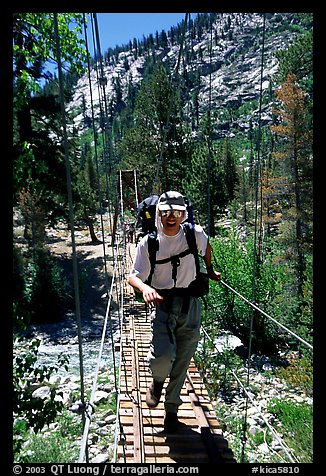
(222, 138, 238, 202)
(185, 138, 228, 235)
(13, 13, 87, 233)
(271, 73, 313, 299)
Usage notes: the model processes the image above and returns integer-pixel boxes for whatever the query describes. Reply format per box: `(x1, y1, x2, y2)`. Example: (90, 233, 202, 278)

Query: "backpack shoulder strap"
(182, 223, 200, 276)
(146, 229, 158, 286)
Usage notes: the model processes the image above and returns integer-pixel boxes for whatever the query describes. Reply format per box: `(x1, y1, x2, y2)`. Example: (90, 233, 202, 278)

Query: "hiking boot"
(146, 380, 164, 408)
(164, 411, 179, 433)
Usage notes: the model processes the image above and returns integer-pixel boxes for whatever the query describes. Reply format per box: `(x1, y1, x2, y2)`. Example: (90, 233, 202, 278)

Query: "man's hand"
(207, 268, 221, 282)
(129, 276, 163, 305)
(141, 284, 164, 305)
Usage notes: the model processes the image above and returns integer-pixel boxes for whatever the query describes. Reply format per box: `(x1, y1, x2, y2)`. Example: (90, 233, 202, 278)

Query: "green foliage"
(195, 337, 243, 401)
(13, 246, 28, 329)
(13, 246, 71, 326)
(267, 399, 313, 462)
(185, 138, 231, 231)
(117, 61, 194, 195)
(72, 160, 98, 220)
(251, 430, 272, 447)
(13, 336, 69, 456)
(206, 224, 312, 353)
(13, 12, 88, 233)
(13, 13, 87, 106)
(207, 226, 253, 329)
(14, 410, 81, 463)
(117, 124, 158, 196)
(275, 29, 313, 94)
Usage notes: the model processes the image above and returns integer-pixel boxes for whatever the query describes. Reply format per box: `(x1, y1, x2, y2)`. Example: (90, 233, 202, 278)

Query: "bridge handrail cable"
(219, 279, 312, 350)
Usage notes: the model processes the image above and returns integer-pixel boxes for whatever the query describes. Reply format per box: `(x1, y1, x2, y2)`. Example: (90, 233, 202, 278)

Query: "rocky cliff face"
(68, 13, 302, 137)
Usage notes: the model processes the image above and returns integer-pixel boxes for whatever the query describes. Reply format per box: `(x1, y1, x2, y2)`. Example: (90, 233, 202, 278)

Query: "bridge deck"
(116, 288, 236, 464)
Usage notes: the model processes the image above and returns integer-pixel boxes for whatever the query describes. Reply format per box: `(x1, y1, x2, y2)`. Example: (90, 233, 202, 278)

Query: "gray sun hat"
(157, 191, 186, 211)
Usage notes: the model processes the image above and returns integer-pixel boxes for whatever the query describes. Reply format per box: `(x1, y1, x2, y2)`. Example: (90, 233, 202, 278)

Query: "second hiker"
(128, 190, 221, 433)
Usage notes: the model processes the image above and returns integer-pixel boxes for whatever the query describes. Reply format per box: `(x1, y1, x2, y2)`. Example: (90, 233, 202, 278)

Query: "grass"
(215, 397, 313, 463)
(14, 410, 83, 463)
(209, 357, 313, 464)
(267, 398, 313, 463)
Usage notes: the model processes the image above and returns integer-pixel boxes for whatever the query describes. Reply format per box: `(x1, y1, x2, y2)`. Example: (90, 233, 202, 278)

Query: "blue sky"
(89, 13, 189, 54)
(43, 13, 193, 80)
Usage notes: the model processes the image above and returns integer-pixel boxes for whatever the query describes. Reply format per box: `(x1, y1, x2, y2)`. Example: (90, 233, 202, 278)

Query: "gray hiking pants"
(147, 295, 201, 414)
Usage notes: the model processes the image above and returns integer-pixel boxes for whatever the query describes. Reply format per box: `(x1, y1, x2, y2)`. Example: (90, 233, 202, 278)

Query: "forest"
(12, 12, 313, 463)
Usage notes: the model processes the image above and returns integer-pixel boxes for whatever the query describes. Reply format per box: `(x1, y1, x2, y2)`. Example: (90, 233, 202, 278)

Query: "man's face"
(160, 209, 185, 236)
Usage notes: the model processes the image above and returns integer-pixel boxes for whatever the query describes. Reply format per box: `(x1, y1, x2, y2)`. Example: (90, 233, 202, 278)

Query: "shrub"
(13, 336, 69, 457)
(276, 355, 313, 396)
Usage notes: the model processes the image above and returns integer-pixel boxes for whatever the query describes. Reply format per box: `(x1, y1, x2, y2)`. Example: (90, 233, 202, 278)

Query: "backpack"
(136, 194, 159, 235)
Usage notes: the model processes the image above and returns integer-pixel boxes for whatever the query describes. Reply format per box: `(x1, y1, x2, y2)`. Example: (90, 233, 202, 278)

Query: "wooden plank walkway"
(116, 283, 237, 464)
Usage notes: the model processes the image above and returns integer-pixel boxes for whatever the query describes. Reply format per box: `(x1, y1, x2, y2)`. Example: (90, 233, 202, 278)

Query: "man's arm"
(203, 242, 221, 282)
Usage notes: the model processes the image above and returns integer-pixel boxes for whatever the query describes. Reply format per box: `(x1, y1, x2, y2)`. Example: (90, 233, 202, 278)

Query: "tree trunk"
(84, 217, 101, 244)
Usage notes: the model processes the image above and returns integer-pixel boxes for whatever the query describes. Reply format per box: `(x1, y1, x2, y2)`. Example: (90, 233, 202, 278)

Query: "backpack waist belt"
(154, 287, 192, 298)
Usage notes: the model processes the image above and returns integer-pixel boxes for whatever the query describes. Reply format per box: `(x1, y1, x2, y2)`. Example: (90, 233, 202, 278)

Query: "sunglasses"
(160, 210, 184, 218)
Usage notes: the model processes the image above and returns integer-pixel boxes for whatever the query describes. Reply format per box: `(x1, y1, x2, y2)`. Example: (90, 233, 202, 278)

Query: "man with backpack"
(128, 190, 221, 433)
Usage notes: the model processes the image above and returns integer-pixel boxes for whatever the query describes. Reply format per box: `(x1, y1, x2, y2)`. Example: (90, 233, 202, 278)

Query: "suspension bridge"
(67, 169, 311, 465)
(16, 12, 313, 465)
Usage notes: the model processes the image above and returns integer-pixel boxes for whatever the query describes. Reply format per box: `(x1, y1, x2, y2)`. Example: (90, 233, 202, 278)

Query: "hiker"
(127, 221, 135, 243)
(128, 190, 221, 433)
